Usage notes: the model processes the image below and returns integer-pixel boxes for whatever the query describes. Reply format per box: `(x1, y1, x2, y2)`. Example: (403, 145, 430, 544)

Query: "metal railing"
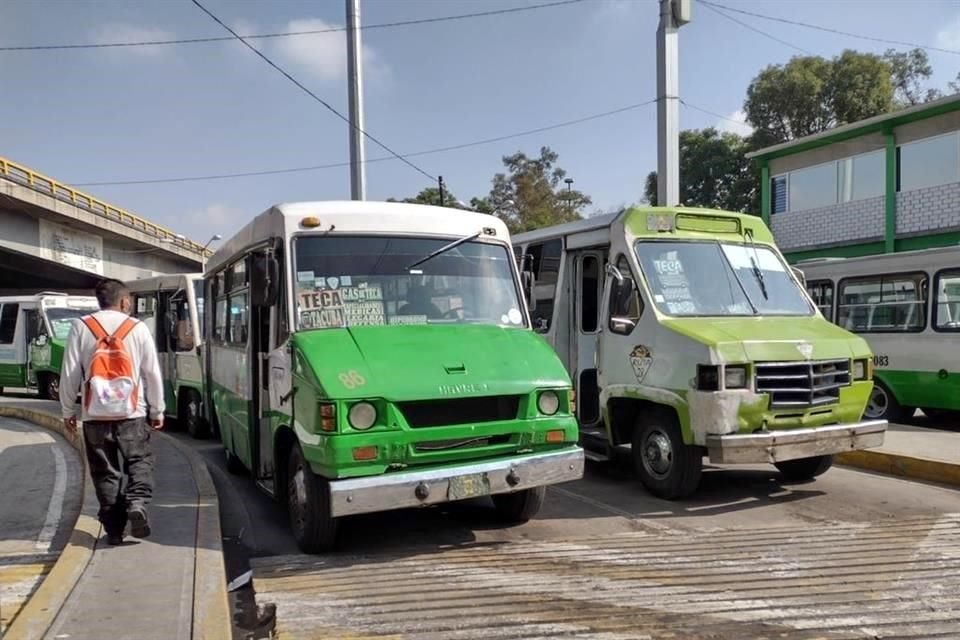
(0, 155, 208, 256)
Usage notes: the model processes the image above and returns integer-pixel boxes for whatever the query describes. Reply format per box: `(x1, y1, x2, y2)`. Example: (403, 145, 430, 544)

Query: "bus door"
(24, 308, 42, 386)
(250, 250, 282, 492)
(570, 249, 605, 426)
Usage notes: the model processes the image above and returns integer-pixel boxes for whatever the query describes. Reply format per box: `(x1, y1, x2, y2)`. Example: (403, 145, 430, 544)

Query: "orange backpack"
(82, 316, 139, 419)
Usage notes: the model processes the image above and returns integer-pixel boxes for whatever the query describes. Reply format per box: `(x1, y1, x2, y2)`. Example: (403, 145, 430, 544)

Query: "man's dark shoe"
(107, 533, 124, 546)
(127, 504, 151, 538)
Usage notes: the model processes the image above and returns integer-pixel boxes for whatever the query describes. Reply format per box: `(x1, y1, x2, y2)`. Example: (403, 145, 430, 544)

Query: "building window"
(837, 273, 927, 333)
(934, 269, 960, 332)
(839, 150, 884, 202)
(807, 280, 834, 321)
(0, 304, 18, 344)
(789, 162, 838, 212)
(771, 175, 787, 214)
(898, 132, 960, 192)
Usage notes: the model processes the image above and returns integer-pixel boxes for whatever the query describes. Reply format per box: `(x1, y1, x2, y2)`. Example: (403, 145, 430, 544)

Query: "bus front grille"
(398, 395, 522, 428)
(755, 359, 851, 408)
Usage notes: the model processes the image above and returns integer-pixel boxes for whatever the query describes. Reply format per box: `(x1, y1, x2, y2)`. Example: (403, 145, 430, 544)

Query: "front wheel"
(40, 374, 60, 401)
(775, 455, 834, 481)
(631, 412, 702, 500)
(287, 443, 338, 553)
(492, 487, 546, 523)
(180, 391, 209, 439)
(864, 381, 913, 422)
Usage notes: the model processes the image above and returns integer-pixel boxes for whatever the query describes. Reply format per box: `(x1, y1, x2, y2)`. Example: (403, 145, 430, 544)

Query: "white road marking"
(35, 442, 67, 552)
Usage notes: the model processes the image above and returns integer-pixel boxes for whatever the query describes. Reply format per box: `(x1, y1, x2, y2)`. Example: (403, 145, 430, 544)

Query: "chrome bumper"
(328, 448, 585, 517)
(706, 420, 887, 464)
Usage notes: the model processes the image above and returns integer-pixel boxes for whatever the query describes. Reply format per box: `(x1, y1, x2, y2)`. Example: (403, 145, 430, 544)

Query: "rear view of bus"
(204, 201, 583, 552)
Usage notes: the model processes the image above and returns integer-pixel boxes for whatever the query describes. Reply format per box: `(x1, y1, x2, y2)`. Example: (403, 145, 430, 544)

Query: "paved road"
(172, 430, 960, 640)
(0, 415, 82, 634)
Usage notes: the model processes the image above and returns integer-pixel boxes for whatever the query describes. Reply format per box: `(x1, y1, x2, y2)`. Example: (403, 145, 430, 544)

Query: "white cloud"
(272, 18, 388, 83)
(717, 109, 753, 135)
(91, 23, 175, 57)
(935, 14, 960, 51)
(183, 204, 246, 241)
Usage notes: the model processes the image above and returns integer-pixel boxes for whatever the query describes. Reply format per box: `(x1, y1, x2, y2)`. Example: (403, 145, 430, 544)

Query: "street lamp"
(200, 234, 222, 273)
(564, 178, 574, 214)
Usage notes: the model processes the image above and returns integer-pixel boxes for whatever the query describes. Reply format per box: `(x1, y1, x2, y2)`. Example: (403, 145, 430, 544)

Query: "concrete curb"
(162, 434, 232, 640)
(837, 449, 960, 488)
(0, 406, 99, 640)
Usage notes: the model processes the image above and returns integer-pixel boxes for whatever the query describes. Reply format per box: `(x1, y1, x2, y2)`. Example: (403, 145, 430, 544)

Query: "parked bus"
(0, 292, 99, 399)
(796, 246, 960, 422)
(203, 201, 584, 552)
(513, 206, 885, 499)
(125, 274, 209, 437)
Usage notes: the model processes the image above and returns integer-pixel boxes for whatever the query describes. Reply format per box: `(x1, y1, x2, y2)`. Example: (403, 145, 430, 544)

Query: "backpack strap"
(112, 317, 139, 342)
(81, 316, 108, 340)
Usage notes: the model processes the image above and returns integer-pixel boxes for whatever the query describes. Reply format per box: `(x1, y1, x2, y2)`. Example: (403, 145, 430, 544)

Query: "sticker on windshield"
(629, 345, 653, 384)
(389, 315, 427, 325)
(296, 270, 314, 283)
(507, 308, 522, 325)
(299, 284, 386, 328)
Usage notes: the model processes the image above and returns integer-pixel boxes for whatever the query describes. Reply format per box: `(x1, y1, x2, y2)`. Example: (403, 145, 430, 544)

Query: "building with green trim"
(747, 93, 960, 263)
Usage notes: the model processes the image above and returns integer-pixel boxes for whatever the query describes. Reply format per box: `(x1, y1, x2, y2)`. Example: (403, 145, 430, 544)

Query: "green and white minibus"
(513, 207, 886, 499)
(797, 246, 960, 422)
(126, 274, 209, 437)
(204, 201, 584, 552)
(0, 293, 99, 399)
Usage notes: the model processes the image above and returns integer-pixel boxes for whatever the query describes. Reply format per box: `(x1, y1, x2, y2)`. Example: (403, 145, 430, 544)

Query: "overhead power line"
(189, 0, 435, 182)
(700, 2, 814, 56)
(0, 0, 586, 52)
(74, 99, 657, 186)
(680, 100, 753, 131)
(701, 0, 960, 56)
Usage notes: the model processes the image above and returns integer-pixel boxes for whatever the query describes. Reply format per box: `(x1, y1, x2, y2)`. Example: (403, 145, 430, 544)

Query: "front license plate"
(448, 473, 490, 500)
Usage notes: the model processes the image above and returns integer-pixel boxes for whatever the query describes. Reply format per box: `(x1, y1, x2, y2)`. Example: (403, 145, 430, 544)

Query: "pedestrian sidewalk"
(0, 400, 229, 640)
(837, 421, 960, 488)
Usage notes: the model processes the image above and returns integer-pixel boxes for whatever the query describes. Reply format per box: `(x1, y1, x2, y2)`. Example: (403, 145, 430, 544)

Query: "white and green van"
(204, 201, 584, 552)
(513, 206, 886, 499)
(126, 274, 208, 437)
(0, 293, 100, 399)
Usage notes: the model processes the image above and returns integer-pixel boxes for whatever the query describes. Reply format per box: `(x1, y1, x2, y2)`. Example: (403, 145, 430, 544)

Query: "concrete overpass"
(0, 155, 206, 292)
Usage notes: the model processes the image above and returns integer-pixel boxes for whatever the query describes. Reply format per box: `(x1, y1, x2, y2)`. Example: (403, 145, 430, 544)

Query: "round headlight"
(538, 390, 560, 416)
(348, 402, 377, 430)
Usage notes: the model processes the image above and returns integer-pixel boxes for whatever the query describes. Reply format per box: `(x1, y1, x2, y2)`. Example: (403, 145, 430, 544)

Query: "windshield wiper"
(743, 229, 769, 300)
(406, 230, 482, 271)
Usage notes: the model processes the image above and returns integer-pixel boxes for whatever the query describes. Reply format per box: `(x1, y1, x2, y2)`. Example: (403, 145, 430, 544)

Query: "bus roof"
(514, 207, 773, 246)
(0, 293, 97, 304)
(206, 201, 513, 275)
(796, 244, 960, 274)
(125, 273, 203, 293)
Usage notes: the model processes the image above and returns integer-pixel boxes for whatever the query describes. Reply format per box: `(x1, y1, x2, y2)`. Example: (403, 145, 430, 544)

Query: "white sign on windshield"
(721, 245, 787, 272)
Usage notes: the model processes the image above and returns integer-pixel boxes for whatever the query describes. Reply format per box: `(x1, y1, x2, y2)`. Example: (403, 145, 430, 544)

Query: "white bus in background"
(797, 246, 960, 423)
(126, 274, 210, 437)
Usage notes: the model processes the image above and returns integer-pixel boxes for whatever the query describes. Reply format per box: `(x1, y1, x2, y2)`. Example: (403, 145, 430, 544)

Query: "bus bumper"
(706, 420, 887, 464)
(328, 447, 585, 517)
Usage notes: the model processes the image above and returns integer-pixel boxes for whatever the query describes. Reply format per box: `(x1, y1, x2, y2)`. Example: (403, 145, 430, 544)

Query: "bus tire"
(492, 486, 546, 523)
(287, 443, 337, 553)
(225, 448, 245, 475)
(775, 454, 833, 481)
(865, 380, 912, 422)
(632, 411, 702, 500)
(40, 374, 60, 401)
(180, 391, 209, 439)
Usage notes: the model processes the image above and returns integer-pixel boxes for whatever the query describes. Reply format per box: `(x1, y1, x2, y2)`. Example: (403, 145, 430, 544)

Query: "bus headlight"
(538, 391, 560, 416)
(348, 402, 377, 430)
(724, 365, 748, 389)
(853, 358, 871, 381)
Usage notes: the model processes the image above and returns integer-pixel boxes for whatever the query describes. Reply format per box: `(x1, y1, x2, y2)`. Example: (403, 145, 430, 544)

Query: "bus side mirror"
(252, 255, 280, 307)
(611, 275, 635, 314)
(791, 267, 806, 287)
(35, 334, 48, 347)
(521, 268, 536, 313)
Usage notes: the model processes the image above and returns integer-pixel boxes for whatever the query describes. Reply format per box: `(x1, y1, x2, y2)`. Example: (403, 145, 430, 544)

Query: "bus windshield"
(294, 236, 525, 330)
(635, 240, 813, 317)
(45, 307, 98, 340)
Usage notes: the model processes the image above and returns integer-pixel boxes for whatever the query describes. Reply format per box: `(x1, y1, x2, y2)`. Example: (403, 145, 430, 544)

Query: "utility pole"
(346, 0, 366, 200)
(656, 0, 691, 207)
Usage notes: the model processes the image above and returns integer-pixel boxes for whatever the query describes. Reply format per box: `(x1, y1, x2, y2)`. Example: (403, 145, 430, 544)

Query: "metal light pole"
(564, 177, 574, 215)
(656, 0, 691, 207)
(200, 233, 222, 273)
(346, 0, 366, 200)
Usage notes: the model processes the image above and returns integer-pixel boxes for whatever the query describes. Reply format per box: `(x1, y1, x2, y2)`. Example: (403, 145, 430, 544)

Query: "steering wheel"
(442, 307, 465, 320)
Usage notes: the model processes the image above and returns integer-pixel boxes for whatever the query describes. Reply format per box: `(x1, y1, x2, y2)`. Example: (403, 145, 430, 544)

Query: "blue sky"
(2, 0, 959, 244)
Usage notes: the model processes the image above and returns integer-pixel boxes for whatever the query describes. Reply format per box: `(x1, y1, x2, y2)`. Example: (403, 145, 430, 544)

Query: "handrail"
(0, 155, 210, 257)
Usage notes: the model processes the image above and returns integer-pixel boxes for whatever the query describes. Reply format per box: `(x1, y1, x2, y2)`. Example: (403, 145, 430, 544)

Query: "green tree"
(883, 48, 941, 107)
(387, 185, 460, 208)
(484, 147, 591, 233)
(745, 50, 893, 146)
(644, 128, 757, 212)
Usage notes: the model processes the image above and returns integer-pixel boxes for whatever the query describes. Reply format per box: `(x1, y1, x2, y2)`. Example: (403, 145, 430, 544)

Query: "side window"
(133, 294, 158, 341)
(608, 255, 642, 335)
(807, 280, 834, 321)
(214, 297, 228, 343)
(229, 292, 249, 346)
(528, 239, 562, 333)
(170, 296, 195, 352)
(837, 273, 928, 333)
(0, 304, 19, 344)
(934, 269, 960, 331)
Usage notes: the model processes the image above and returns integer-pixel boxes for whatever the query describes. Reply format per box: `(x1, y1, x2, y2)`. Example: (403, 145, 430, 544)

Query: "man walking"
(60, 279, 165, 545)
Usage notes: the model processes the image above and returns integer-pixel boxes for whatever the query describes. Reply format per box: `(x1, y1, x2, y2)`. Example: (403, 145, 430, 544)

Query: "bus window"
(527, 239, 562, 332)
(837, 273, 927, 333)
(580, 255, 600, 333)
(934, 269, 960, 331)
(807, 280, 834, 320)
(133, 294, 158, 338)
(0, 304, 18, 344)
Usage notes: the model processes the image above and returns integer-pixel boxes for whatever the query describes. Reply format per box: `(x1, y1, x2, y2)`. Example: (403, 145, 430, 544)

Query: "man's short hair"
(95, 279, 130, 310)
